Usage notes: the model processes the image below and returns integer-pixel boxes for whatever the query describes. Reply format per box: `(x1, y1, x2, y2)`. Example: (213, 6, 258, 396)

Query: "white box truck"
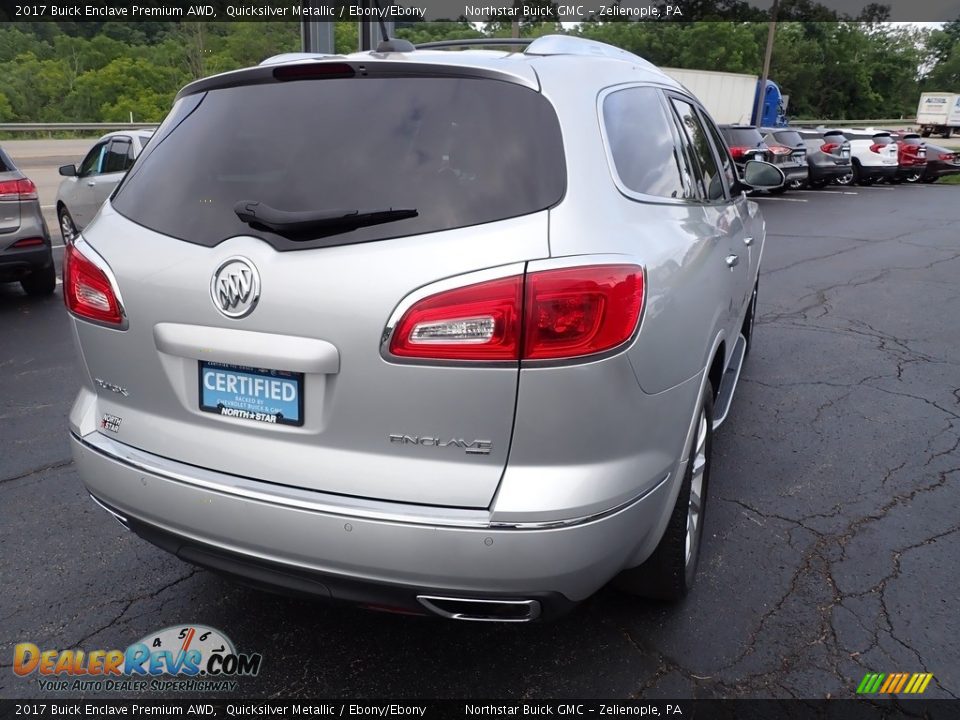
(661, 67, 758, 125)
(917, 93, 960, 138)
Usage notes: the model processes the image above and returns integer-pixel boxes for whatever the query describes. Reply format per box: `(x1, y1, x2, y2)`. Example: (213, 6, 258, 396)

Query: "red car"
(887, 131, 927, 183)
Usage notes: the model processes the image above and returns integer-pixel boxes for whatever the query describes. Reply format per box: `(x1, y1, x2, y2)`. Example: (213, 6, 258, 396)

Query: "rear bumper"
(808, 163, 851, 182)
(779, 166, 808, 183)
(71, 429, 677, 616)
(859, 164, 898, 180)
(895, 164, 927, 178)
(0, 243, 53, 281)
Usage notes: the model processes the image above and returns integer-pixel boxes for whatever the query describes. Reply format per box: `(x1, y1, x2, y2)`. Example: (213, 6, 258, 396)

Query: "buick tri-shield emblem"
(211, 257, 260, 318)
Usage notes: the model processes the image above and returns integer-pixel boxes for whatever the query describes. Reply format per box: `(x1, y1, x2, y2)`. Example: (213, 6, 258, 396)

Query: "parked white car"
(838, 129, 898, 186)
(56, 130, 154, 243)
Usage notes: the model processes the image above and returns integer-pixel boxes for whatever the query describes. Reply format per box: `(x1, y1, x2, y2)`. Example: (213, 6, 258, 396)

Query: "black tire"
(20, 261, 56, 297)
(922, 176, 939, 184)
(615, 384, 714, 601)
(742, 280, 758, 357)
(767, 186, 787, 195)
(944, 128, 953, 139)
(58, 206, 78, 245)
(834, 170, 854, 186)
(786, 178, 806, 190)
(904, 171, 923, 184)
(920, 129, 931, 138)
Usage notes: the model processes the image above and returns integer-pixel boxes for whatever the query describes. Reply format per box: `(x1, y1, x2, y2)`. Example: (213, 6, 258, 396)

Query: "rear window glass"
(772, 130, 803, 147)
(870, 135, 893, 145)
(901, 135, 924, 146)
(720, 127, 764, 147)
(113, 77, 566, 251)
(822, 131, 848, 141)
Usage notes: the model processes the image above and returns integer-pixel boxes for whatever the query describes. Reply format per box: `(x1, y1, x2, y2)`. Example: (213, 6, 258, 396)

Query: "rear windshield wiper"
(234, 201, 417, 239)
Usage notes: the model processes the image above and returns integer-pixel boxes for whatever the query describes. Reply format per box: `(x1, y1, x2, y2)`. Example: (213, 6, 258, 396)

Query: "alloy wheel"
(685, 409, 708, 566)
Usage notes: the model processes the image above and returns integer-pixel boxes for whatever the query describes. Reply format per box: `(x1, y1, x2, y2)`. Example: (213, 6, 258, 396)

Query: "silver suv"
(67, 36, 781, 621)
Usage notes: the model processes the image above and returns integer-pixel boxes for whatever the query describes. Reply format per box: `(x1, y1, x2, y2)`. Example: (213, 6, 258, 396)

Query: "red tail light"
(388, 264, 645, 362)
(728, 146, 747, 159)
(0, 178, 39, 201)
(869, 143, 883, 153)
(943, 153, 956, 162)
(820, 142, 839, 153)
(768, 144, 792, 156)
(64, 243, 124, 326)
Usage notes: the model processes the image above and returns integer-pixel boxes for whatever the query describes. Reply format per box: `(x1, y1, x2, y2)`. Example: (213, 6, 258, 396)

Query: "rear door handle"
(86, 181, 96, 187)
(725, 254, 739, 268)
(743, 236, 754, 246)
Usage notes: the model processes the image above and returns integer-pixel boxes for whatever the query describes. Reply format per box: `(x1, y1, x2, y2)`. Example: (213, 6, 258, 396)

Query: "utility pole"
(299, 1, 334, 53)
(754, 0, 779, 127)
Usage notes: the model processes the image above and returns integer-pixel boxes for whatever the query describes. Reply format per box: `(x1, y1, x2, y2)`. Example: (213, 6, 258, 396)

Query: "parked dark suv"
(0, 145, 56, 296)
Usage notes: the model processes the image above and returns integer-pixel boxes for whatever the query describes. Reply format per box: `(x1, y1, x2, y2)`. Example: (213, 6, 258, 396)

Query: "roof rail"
(414, 38, 533, 50)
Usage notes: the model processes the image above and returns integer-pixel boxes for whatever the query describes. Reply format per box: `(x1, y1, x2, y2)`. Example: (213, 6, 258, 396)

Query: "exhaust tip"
(89, 494, 131, 531)
(417, 595, 541, 622)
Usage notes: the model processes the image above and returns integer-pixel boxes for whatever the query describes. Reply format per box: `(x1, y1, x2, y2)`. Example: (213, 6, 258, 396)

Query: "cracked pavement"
(1, 184, 957, 699)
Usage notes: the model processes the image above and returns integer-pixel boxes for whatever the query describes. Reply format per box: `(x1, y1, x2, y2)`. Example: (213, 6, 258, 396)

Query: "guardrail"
(791, 119, 915, 128)
(0, 123, 158, 131)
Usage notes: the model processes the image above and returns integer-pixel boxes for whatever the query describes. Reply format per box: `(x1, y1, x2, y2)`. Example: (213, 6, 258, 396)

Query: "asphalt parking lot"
(1, 143, 958, 700)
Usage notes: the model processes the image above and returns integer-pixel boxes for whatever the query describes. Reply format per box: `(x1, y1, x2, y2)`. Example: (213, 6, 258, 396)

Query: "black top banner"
(2, 700, 960, 720)
(0, 0, 957, 23)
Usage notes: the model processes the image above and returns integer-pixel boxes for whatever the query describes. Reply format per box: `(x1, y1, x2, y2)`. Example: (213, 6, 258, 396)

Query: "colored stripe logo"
(857, 672, 933, 694)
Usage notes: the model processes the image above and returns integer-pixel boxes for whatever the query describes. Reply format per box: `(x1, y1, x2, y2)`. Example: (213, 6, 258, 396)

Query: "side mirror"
(59, 164, 77, 177)
(739, 160, 785, 191)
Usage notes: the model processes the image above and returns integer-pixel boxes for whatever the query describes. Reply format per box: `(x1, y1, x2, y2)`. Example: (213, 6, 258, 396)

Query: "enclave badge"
(211, 257, 260, 319)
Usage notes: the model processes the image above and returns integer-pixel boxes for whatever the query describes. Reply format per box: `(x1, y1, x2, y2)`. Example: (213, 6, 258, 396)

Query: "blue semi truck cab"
(754, 79, 788, 127)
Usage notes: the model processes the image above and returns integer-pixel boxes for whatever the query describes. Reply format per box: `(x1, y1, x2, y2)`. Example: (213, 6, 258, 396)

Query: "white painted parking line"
(56, 277, 62, 286)
(755, 196, 809, 202)
(859, 186, 895, 191)
(41, 204, 55, 209)
(795, 190, 859, 195)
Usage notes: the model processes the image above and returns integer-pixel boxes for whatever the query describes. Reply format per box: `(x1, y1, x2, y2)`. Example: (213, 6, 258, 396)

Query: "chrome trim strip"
(417, 596, 541, 623)
(74, 431, 664, 531)
(88, 493, 130, 529)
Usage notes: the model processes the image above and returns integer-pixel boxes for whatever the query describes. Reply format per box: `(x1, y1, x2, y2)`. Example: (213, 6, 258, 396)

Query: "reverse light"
(64, 242, 124, 327)
(388, 264, 645, 362)
(0, 178, 39, 201)
(389, 276, 523, 360)
(820, 142, 840, 153)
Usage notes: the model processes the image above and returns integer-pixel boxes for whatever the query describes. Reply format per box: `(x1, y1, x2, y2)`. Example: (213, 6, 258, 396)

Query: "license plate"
(842, 149, 850, 158)
(199, 361, 304, 426)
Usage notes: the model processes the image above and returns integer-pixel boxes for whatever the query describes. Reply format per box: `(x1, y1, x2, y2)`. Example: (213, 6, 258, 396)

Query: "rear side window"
(601, 86, 688, 200)
(0, 148, 15, 172)
(104, 139, 133, 173)
(113, 77, 566, 251)
(671, 98, 725, 202)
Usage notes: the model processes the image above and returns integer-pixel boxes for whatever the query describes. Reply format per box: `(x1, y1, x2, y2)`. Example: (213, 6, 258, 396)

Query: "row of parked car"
(2, 120, 958, 299)
(718, 125, 960, 192)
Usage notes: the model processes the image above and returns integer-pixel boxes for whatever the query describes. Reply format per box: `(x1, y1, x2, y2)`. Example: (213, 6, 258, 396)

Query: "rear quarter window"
(112, 76, 566, 251)
(601, 86, 689, 200)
